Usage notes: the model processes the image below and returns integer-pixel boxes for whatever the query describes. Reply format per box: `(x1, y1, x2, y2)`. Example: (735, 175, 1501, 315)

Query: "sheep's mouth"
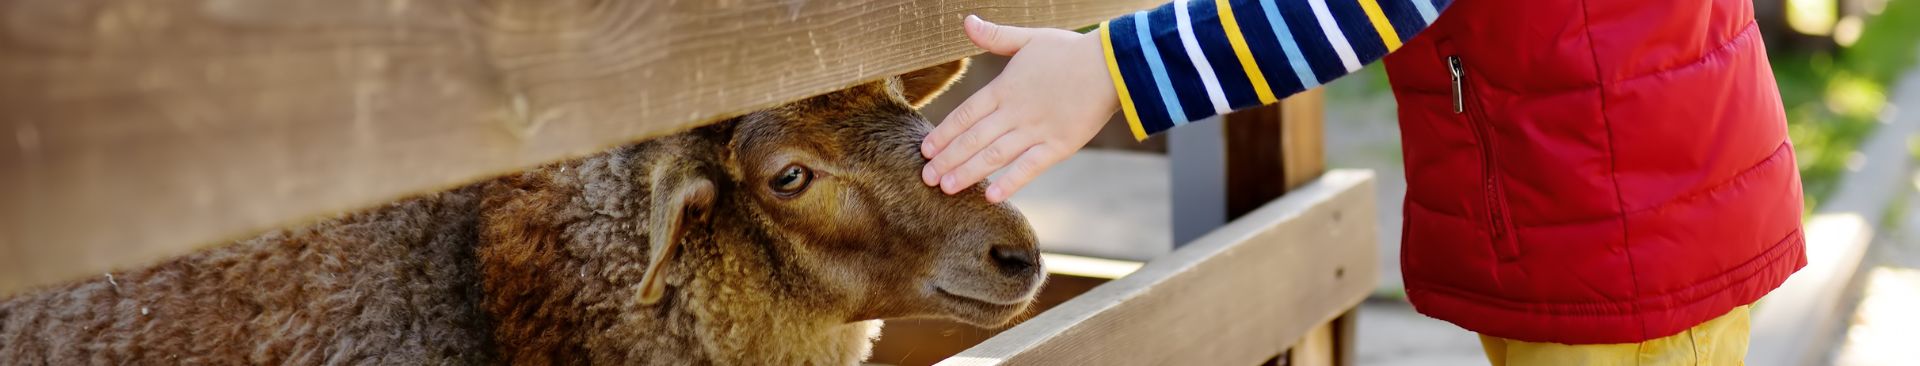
(934, 286, 1029, 306)
(932, 286, 1032, 326)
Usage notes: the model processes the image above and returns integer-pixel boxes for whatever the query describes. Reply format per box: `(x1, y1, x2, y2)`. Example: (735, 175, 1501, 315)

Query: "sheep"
(0, 59, 1048, 365)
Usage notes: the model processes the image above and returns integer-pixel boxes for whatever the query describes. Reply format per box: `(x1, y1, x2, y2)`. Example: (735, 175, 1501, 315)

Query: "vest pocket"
(1446, 55, 1520, 261)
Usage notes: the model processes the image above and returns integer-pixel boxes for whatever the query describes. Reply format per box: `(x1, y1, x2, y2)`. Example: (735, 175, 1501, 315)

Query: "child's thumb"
(965, 15, 1033, 56)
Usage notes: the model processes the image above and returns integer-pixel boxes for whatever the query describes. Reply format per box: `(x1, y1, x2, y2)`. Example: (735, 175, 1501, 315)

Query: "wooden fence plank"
(1332, 308, 1358, 366)
(1225, 89, 1324, 219)
(1279, 89, 1326, 190)
(1224, 103, 1288, 220)
(937, 170, 1378, 366)
(1287, 322, 1335, 366)
(0, 0, 1161, 296)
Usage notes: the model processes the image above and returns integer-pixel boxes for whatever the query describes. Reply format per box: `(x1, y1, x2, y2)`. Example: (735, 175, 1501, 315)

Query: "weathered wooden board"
(1278, 89, 1327, 190)
(937, 170, 1377, 365)
(1331, 309, 1358, 366)
(1225, 89, 1325, 218)
(0, 0, 1164, 296)
(1288, 322, 1336, 366)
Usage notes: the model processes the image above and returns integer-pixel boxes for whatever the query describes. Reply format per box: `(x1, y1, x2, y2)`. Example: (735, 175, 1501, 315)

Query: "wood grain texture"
(1280, 89, 1326, 190)
(1224, 103, 1288, 219)
(1287, 322, 1335, 366)
(1225, 89, 1324, 218)
(0, 0, 1162, 296)
(1332, 308, 1358, 366)
(937, 170, 1377, 366)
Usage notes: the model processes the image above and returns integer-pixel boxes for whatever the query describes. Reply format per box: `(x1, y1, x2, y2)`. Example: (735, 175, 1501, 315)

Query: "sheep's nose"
(988, 245, 1040, 276)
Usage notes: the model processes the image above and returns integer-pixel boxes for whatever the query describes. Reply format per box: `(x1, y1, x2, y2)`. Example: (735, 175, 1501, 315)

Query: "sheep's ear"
(898, 58, 969, 108)
(636, 169, 716, 306)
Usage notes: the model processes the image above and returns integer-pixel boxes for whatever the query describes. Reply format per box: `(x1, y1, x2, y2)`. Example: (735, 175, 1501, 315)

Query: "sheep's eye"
(769, 164, 813, 197)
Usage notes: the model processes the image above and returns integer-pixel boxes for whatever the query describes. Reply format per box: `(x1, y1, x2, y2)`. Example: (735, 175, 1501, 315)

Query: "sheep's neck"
(478, 154, 878, 365)
(664, 249, 882, 365)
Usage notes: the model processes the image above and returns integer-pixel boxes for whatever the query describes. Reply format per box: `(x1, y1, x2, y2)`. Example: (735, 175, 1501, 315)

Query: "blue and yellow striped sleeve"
(1103, 0, 1450, 140)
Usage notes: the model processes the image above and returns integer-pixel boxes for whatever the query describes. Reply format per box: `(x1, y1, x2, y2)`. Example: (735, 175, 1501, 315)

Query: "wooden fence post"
(1226, 88, 1326, 212)
(1224, 89, 1337, 365)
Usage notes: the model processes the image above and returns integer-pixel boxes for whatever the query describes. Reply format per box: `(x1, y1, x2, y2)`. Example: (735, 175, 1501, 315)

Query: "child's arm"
(922, 0, 1449, 202)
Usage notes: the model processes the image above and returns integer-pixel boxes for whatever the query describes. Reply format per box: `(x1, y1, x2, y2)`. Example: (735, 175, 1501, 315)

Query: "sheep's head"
(636, 59, 1045, 328)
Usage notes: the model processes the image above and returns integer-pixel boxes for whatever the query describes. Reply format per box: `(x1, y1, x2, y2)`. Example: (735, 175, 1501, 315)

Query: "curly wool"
(0, 128, 877, 365)
(0, 189, 493, 364)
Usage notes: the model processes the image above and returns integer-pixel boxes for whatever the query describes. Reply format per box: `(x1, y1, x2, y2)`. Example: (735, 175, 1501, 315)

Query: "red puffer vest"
(1382, 0, 1806, 344)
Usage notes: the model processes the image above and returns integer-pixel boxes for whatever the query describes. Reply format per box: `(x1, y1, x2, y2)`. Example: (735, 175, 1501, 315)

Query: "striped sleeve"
(1103, 0, 1451, 140)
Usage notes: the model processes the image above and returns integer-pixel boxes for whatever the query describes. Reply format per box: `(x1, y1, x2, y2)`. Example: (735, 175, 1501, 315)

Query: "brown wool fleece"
(0, 134, 877, 365)
(0, 190, 495, 364)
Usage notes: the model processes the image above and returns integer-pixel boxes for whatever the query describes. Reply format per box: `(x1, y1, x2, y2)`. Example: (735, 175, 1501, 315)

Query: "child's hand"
(921, 15, 1119, 203)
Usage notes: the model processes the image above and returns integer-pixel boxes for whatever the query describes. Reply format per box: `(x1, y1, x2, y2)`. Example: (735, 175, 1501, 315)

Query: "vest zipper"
(1449, 57, 1465, 114)
(1449, 56, 1515, 257)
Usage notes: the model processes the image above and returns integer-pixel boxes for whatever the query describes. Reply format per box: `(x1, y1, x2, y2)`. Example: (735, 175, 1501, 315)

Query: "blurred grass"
(1778, 0, 1920, 211)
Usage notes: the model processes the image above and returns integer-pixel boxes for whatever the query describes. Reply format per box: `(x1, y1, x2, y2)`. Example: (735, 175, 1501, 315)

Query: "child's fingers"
(925, 88, 999, 159)
(941, 132, 1038, 195)
(965, 15, 1034, 56)
(984, 144, 1066, 203)
(925, 113, 1013, 186)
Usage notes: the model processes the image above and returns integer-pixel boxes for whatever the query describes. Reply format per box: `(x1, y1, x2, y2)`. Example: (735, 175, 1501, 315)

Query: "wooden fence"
(2, 1, 1375, 364)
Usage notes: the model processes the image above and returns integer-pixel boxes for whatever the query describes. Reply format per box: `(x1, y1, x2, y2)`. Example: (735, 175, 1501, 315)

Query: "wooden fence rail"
(0, 0, 1163, 296)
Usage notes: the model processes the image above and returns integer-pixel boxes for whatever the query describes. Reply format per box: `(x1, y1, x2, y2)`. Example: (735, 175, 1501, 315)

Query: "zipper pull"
(1448, 56, 1464, 114)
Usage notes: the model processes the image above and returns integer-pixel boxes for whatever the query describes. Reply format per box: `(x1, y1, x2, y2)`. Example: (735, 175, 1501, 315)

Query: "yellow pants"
(1478, 305, 1751, 366)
